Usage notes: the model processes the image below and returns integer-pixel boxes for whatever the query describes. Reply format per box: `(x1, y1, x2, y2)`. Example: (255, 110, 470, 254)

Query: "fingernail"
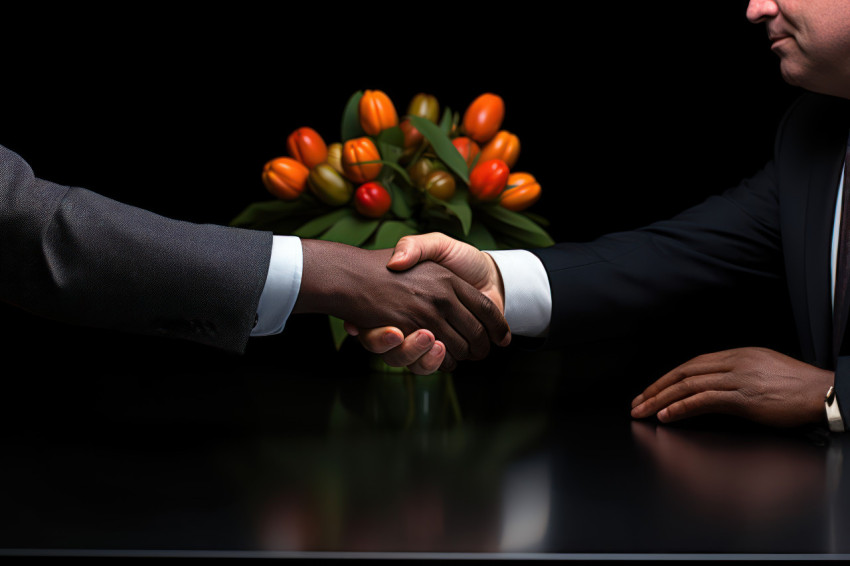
(431, 342, 443, 356)
(631, 395, 644, 409)
(631, 402, 647, 418)
(657, 408, 669, 422)
(384, 331, 402, 347)
(416, 332, 433, 348)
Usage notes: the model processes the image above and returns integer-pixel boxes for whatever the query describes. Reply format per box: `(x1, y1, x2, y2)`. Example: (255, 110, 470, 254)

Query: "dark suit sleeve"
(0, 144, 273, 353)
(530, 160, 784, 349)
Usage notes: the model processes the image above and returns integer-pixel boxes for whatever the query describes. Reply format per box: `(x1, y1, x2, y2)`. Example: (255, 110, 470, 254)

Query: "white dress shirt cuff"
(251, 235, 303, 336)
(485, 249, 552, 338)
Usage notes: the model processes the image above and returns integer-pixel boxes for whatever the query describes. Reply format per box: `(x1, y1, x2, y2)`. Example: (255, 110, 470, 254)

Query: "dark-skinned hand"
(293, 239, 510, 371)
(342, 232, 507, 375)
(630, 347, 834, 428)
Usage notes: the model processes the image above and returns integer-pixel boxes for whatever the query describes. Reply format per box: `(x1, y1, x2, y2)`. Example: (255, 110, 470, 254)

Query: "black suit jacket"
(0, 144, 273, 354)
(532, 92, 850, 428)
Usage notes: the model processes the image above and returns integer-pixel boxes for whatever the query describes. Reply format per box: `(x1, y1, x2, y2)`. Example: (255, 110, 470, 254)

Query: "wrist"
(482, 252, 506, 314)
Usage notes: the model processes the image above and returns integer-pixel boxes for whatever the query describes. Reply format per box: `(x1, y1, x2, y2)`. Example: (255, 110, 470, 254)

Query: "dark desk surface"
(1, 321, 848, 561)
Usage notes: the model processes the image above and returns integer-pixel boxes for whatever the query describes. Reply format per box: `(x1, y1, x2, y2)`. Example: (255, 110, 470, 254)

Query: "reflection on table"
(0, 344, 848, 558)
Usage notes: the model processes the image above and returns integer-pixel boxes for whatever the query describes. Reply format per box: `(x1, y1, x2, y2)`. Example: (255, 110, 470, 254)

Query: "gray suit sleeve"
(0, 144, 273, 353)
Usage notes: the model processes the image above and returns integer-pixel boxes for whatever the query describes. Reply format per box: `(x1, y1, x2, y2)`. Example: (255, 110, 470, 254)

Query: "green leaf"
(319, 213, 381, 247)
(385, 179, 414, 219)
(341, 91, 365, 141)
(377, 128, 405, 168)
(408, 115, 469, 184)
(463, 220, 498, 250)
(229, 198, 329, 233)
(370, 220, 420, 250)
(292, 208, 353, 238)
(522, 210, 551, 227)
(439, 107, 453, 135)
(377, 126, 404, 149)
(376, 159, 414, 187)
(435, 186, 473, 235)
(478, 204, 555, 248)
(329, 316, 348, 351)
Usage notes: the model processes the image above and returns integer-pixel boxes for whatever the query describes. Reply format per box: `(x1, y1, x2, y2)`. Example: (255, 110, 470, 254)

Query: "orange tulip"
(342, 137, 382, 183)
(359, 89, 398, 136)
(286, 127, 328, 169)
(500, 172, 541, 211)
(462, 93, 504, 144)
(261, 157, 309, 200)
(479, 131, 520, 169)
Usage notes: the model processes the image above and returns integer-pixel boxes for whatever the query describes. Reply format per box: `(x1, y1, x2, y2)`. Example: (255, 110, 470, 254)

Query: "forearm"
(1, 145, 272, 353)
(294, 239, 392, 320)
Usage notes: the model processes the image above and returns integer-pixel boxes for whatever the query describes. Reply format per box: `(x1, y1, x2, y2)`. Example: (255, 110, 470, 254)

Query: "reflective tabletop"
(1, 317, 848, 561)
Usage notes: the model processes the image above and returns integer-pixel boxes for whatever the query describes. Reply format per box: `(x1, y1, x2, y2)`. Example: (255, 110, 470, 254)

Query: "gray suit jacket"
(0, 144, 273, 354)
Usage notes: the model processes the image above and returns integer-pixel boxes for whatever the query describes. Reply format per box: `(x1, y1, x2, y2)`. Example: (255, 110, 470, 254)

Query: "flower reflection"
(240, 369, 550, 553)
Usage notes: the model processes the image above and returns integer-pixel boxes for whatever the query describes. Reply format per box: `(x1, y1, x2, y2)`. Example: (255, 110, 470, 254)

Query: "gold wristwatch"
(826, 386, 845, 433)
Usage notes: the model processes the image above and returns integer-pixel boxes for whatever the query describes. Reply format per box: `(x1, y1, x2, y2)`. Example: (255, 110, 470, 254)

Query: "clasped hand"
(294, 238, 509, 371)
(341, 233, 505, 373)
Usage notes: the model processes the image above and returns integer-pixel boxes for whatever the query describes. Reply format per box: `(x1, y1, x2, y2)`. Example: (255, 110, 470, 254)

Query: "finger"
(379, 330, 438, 368)
(408, 340, 446, 375)
(432, 315, 478, 364)
(631, 352, 733, 408)
(439, 350, 458, 373)
(352, 326, 404, 355)
(657, 390, 744, 423)
(452, 277, 511, 348)
(343, 321, 360, 336)
(387, 233, 456, 271)
(631, 372, 731, 419)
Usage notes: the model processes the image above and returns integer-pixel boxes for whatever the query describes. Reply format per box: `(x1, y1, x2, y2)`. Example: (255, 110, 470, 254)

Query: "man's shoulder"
(776, 92, 850, 157)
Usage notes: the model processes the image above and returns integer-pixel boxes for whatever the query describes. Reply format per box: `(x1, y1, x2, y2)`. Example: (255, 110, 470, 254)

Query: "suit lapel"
(804, 145, 845, 366)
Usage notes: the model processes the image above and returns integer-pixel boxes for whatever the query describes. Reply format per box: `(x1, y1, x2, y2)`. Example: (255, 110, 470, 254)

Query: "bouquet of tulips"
(232, 89, 554, 347)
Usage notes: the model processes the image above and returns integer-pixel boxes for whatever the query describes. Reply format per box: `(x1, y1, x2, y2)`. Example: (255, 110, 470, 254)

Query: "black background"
(1, 3, 806, 418)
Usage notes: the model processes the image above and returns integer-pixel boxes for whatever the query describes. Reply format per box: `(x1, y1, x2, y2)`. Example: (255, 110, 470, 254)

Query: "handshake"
(293, 232, 513, 375)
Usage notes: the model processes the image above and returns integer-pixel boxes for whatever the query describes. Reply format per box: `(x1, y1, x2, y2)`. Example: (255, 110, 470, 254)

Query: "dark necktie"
(832, 144, 850, 359)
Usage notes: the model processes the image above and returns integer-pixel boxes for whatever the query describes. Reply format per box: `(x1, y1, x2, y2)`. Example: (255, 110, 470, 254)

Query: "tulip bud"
(500, 172, 541, 211)
(468, 159, 510, 201)
(424, 170, 456, 201)
(342, 137, 383, 184)
(262, 157, 309, 200)
(359, 89, 398, 136)
(408, 158, 437, 189)
(326, 142, 344, 175)
(399, 118, 425, 162)
(462, 93, 505, 144)
(407, 93, 440, 123)
(451, 137, 481, 168)
(286, 127, 328, 169)
(354, 181, 392, 218)
(308, 162, 354, 206)
(479, 130, 520, 169)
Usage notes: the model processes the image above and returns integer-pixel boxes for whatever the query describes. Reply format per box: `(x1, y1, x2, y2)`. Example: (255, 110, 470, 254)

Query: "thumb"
(386, 232, 453, 271)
